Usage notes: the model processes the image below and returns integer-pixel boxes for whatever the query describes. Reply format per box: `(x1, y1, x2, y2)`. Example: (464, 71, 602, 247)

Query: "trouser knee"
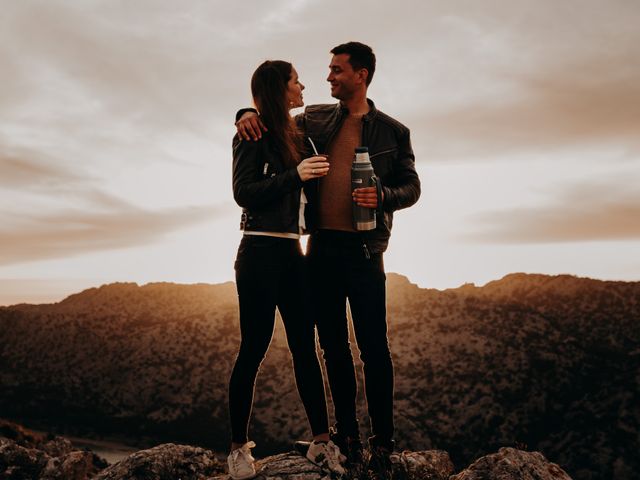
(234, 344, 267, 372)
(320, 342, 353, 367)
(359, 342, 392, 368)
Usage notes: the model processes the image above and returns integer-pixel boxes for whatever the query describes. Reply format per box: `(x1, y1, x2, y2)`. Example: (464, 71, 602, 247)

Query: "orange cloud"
(416, 74, 639, 159)
(1, 151, 84, 187)
(0, 205, 221, 266)
(464, 179, 640, 243)
(0, 150, 226, 266)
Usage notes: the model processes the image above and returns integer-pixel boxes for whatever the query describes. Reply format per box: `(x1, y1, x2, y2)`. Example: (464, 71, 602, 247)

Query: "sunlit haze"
(1, 0, 639, 305)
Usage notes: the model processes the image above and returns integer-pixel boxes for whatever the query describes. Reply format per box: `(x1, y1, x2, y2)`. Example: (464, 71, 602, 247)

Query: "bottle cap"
(355, 147, 368, 153)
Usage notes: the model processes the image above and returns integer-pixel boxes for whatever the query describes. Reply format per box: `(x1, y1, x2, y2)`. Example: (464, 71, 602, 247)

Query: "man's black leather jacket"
(232, 132, 304, 234)
(297, 99, 421, 254)
(234, 99, 420, 252)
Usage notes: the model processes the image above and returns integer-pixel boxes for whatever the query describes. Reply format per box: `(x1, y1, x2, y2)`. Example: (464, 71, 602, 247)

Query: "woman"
(227, 60, 344, 480)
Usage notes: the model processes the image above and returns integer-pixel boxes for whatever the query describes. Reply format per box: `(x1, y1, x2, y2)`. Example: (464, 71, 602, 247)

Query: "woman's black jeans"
(229, 235, 329, 444)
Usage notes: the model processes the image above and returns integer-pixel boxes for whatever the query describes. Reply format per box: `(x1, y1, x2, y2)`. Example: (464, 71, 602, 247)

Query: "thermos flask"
(351, 146, 377, 231)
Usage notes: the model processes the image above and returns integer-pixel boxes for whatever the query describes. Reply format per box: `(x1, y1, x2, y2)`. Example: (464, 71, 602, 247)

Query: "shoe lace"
(231, 441, 256, 468)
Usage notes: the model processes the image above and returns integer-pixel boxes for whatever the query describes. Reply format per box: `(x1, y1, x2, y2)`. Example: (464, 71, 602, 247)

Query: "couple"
(228, 42, 421, 480)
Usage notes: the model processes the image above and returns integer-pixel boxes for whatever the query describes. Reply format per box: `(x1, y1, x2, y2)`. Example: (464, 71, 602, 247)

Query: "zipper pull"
(362, 242, 370, 260)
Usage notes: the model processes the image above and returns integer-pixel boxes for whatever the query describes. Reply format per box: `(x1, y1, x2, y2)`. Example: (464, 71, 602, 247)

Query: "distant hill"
(0, 273, 638, 480)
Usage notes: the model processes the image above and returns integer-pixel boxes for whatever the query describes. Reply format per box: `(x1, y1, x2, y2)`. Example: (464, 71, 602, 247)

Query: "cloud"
(0, 152, 83, 187)
(386, 0, 640, 160)
(0, 204, 223, 267)
(412, 57, 640, 159)
(0, 156, 78, 188)
(0, 145, 144, 212)
(463, 178, 640, 243)
(4, 0, 637, 167)
(0, 145, 227, 266)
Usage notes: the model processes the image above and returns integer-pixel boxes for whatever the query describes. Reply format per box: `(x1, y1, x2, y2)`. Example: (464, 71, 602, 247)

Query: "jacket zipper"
(370, 147, 396, 159)
(360, 118, 373, 259)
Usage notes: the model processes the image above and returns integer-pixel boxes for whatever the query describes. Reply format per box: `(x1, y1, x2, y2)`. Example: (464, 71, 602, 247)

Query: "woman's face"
(286, 67, 305, 110)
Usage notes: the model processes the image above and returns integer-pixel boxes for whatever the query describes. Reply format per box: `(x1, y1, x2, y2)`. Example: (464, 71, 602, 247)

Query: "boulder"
(94, 443, 225, 480)
(451, 447, 572, 480)
(0, 438, 104, 480)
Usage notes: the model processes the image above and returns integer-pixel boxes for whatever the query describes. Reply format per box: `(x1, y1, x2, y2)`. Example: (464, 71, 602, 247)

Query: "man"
(236, 42, 420, 478)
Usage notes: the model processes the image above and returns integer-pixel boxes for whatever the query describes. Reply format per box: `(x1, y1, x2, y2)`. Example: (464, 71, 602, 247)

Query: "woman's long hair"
(251, 60, 302, 167)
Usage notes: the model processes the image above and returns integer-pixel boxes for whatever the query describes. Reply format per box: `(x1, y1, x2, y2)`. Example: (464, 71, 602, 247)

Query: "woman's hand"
(297, 155, 330, 181)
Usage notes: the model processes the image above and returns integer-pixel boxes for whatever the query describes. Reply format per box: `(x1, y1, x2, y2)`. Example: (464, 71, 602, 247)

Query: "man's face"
(327, 54, 365, 100)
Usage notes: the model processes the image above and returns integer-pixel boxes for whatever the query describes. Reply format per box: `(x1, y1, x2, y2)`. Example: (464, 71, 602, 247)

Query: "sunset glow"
(1, 0, 639, 305)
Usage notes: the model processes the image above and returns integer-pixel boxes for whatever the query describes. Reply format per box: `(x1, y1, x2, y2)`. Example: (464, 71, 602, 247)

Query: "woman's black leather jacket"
(232, 132, 304, 234)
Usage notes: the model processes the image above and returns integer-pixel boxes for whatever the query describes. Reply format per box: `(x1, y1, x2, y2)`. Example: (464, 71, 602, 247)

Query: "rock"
(450, 447, 572, 480)
(42, 449, 105, 479)
(0, 420, 572, 480)
(40, 436, 75, 458)
(94, 443, 225, 480)
(248, 451, 327, 480)
(390, 450, 454, 480)
(0, 439, 49, 479)
(0, 420, 108, 479)
(0, 438, 103, 480)
(211, 449, 454, 480)
(99, 446, 454, 480)
(0, 419, 47, 447)
(0, 418, 76, 458)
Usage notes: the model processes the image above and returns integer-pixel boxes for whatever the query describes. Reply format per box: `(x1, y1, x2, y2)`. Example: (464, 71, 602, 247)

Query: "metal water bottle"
(351, 146, 377, 231)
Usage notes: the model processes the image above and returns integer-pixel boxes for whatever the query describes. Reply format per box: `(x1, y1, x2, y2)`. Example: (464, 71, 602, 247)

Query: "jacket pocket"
(369, 146, 397, 178)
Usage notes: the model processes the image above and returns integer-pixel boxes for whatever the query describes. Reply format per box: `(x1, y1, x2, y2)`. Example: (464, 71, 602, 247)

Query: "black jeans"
(229, 235, 329, 444)
(307, 230, 394, 447)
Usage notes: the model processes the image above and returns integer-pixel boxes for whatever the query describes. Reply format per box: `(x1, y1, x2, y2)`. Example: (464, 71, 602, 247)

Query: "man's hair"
(330, 42, 376, 86)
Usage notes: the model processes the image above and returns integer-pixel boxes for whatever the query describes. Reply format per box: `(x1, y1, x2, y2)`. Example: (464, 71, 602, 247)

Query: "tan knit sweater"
(318, 114, 362, 231)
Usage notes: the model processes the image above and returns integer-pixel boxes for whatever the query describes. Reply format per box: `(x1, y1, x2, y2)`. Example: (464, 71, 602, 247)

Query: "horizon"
(1, 269, 636, 307)
(1, 0, 639, 305)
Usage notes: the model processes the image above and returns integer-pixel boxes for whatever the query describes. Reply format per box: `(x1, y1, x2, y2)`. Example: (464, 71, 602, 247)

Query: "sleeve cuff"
(235, 108, 258, 124)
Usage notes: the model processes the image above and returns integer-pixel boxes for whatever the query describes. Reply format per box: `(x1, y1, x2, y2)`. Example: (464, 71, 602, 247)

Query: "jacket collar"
(337, 98, 378, 122)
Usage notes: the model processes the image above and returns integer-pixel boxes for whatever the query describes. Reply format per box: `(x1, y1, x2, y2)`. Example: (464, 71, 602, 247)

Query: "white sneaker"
(306, 440, 346, 476)
(228, 441, 257, 480)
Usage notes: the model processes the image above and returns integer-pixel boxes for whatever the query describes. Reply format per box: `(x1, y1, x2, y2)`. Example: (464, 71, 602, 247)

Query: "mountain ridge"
(1, 272, 637, 479)
(4, 271, 633, 310)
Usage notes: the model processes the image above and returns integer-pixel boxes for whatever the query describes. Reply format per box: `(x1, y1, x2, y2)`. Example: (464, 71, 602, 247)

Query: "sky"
(1, 0, 639, 305)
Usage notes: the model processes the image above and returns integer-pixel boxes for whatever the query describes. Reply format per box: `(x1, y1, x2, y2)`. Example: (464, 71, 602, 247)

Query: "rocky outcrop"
(94, 443, 225, 480)
(215, 449, 456, 480)
(82, 444, 456, 480)
(389, 450, 455, 480)
(0, 438, 106, 480)
(0, 420, 573, 480)
(451, 447, 571, 479)
(0, 419, 107, 480)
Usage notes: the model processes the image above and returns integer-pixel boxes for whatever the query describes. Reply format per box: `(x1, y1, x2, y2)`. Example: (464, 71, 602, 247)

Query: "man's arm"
(235, 108, 267, 141)
(235, 109, 309, 142)
(380, 129, 421, 212)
